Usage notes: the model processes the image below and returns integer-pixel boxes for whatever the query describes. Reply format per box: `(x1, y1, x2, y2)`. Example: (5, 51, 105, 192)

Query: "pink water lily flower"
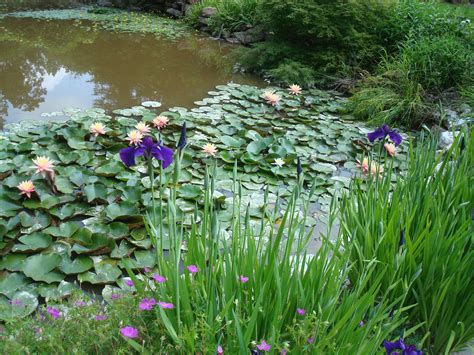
(288, 84, 302, 95)
(202, 143, 218, 157)
(356, 158, 383, 178)
(158, 302, 174, 309)
(262, 91, 280, 106)
(135, 122, 151, 134)
(17, 180, 35, 198)
(152, 274, 167, 283)
(257, 340, 271, 352)
(384, 143, 396, 157)
(297, 308, 306, 316)
(152, 115, 169, 129)
(126, 130, 144, 146)
(187, 265, 198, 274)
(32, 156, 55, 178)
(90, 122, 106, 136)
(239, 275, 249, 283)
(139, 298, 156, 311)
(120, 326, 138, 338)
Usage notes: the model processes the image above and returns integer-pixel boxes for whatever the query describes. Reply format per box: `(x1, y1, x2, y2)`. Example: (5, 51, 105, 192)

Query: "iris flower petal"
(388, 131, 402, 146)
(151, 145, 174, 169)
(367, 127, 386, 142)
(119, 147, 138, 167)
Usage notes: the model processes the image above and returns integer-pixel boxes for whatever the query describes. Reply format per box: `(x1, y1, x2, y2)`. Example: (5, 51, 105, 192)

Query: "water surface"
(0, 15, 263, 126)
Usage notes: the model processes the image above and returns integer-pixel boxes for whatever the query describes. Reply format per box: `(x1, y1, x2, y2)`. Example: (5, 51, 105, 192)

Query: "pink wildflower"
(239, 275, 249, 283)
(152, 274, 167, 283)
(257, 340, 271, 352)
(158, 302, 174, 309)
(139, 298, 156, 311)
(120, 326, 138, 338)
(187, 265, 198, 274)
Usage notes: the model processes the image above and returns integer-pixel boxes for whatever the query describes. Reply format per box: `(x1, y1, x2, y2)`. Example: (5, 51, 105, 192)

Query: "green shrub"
(267, 61, 317, 87)
(187, 0, 263, 32)
(339, 130, 474, 353)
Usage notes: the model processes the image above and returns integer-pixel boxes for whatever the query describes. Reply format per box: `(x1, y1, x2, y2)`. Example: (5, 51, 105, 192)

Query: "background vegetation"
(189, 0, 473, 128)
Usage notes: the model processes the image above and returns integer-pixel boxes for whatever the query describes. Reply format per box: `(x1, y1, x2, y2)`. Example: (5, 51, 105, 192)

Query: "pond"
(0, 6, 263, 127)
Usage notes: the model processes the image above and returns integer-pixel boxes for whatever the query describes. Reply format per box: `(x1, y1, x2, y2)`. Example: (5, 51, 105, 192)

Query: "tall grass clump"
(187, 0, 262, 33)
(350, 34, 473, 128)
(339, 129, 474, 353)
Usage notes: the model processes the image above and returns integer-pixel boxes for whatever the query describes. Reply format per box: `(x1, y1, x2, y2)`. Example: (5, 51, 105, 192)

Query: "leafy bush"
(239, 0, 393, 82)
(339, 129, 474, 353)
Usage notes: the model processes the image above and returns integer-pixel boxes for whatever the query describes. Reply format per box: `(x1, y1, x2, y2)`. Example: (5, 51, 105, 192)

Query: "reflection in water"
(0, 17, 263, 126)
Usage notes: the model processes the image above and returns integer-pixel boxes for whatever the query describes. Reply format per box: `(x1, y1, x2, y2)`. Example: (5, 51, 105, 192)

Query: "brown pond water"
(0, 11, 264, 127)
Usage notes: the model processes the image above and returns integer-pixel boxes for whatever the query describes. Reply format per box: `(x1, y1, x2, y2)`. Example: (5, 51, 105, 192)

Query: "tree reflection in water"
(0, 14, 263, 127)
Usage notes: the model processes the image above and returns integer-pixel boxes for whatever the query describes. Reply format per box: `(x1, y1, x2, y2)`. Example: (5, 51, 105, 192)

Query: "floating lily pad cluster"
(1, 7, 189, 40)
(0, 83, 408, 319)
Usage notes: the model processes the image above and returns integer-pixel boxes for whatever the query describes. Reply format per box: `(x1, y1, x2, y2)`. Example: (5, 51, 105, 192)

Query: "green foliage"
(350, 35, 473, 127)
(187, 0, 263, 32)
(339, 130, 474, 353)
(1, 166, 409, 353)
(267, 61, 317, 87)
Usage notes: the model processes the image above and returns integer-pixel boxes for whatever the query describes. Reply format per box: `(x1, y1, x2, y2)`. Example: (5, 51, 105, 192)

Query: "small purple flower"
(239, 275, 249, 283)
(359, 320, 365, 327)
(383, 338, 422, 355)
(111, 293, 121, 300)
(47, 307, 60, 319)
(297, 308, 306, 316)
(120, 136, 174, 168)
(280, 349, 288, 355)
(217, 345, 224, 354)
(158, 301, 174, 309)
(75, 301, 86, 307)
(256, 340, 271, 352)
(120, 326, 139, 339)
(367, 124, 402, 146)
(152, 274, 167, 283)
(95, 315, 108, 321)
(124, 279, 134, 287)
(9, 299, 23, 306)
(307, 337, 315, 344)
(187, 265, 198, 274)
(143, 267, 152, 273)
(139, 298, 157, 311)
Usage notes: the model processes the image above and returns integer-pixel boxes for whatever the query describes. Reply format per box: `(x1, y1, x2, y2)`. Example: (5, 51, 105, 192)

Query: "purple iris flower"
(383, 338, 422, 355)
(119, 136, 173, 169)
(367, 124, 402, 146)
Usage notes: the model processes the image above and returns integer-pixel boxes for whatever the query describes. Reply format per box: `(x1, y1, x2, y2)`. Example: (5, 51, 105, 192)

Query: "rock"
(201, 6, 217, 17)
(166, 8, 183, 17)
(198, 16, 210, 26)
(439, 131, 459, 149)
(232, 26, 265, 45)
